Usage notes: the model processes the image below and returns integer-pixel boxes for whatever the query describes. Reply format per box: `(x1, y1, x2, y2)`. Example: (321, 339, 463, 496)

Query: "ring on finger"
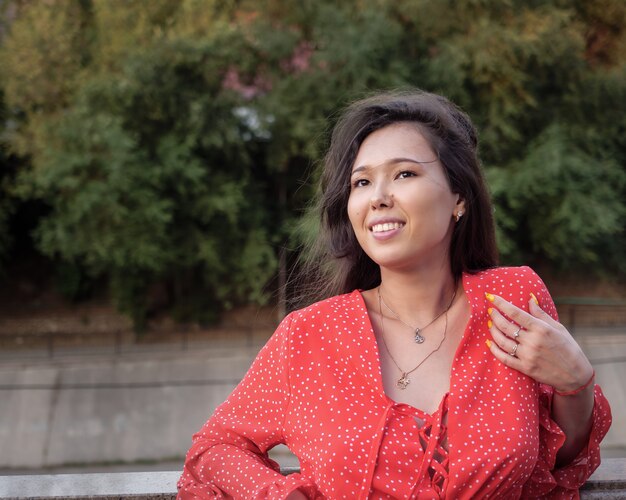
(509, 343, 519, 357)
(513, 326, 522, 339)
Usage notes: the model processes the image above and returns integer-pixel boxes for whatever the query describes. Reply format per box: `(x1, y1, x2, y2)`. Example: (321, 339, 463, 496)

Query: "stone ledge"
(0, 461, 623, 498)
(0, 471, 178, 499)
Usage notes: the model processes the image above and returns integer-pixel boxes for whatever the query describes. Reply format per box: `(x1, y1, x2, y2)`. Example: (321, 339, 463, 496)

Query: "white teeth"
(372, 222, 404, 233)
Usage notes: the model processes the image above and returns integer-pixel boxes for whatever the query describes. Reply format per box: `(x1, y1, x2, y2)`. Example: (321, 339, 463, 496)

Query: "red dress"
(178, 267, 611, 499)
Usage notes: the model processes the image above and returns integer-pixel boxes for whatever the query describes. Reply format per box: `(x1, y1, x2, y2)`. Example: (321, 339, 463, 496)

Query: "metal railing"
(0, 325, 271, 360)
(555, 298, 626, 335)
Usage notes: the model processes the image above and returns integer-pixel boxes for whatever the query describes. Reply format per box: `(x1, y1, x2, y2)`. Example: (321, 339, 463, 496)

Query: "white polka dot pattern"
(177, 266, 612, 499)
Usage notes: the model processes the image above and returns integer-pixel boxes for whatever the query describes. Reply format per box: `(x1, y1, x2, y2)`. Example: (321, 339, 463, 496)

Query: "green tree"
(0, 0, 624, 329)
(17, 38, 276, 329)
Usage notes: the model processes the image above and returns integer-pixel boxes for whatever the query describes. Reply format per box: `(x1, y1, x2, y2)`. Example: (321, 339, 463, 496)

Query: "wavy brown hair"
(295, 89, 498, 306)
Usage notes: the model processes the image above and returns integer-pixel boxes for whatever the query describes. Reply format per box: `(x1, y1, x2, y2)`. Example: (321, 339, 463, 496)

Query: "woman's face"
(347, 122, 464, 274)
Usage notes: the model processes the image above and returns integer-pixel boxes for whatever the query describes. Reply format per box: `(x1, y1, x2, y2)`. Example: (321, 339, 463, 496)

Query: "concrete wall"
(1, 327, 625, 470)
(0, 347, 260, 468)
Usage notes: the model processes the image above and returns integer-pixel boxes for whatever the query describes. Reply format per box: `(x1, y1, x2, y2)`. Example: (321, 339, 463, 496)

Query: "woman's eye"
(397, 170, 416, 179)
(352, 179, 369, 188)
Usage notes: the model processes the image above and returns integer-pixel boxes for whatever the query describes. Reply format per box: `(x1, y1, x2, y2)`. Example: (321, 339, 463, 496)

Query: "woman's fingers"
(488, 306, 525, 341)
(486, 292, 537, 331)
(486, 337, 521, 369)
(486, 292, 566, 341)
(488, 319, 519, 356)
(528, 295, 562, 330)
(485, 291, 593, 391)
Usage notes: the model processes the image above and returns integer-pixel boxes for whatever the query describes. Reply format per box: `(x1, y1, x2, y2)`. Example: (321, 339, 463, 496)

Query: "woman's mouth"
(371, 222, 405, 233)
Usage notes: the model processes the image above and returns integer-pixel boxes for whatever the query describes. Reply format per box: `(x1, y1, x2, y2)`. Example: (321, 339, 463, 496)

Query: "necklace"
(379, 286, 457, 343)
(377, 287, 450, 390)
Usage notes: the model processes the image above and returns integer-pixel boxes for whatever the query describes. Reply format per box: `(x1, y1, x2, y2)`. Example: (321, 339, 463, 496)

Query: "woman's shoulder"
(464, 265, 552, 303)
(466, 265, 544, 286)
(279, 291, 370, 349)
(288, 290, 364, 323)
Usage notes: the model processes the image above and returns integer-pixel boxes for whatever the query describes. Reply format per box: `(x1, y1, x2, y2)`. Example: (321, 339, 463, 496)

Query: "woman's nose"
(370, 185, 393, 209)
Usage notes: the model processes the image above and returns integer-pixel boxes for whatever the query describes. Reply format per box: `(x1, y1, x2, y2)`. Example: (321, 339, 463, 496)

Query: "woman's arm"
(551, 377, 594, 465)
(178, 313, 318, 498)
(485, 292, 596, 464)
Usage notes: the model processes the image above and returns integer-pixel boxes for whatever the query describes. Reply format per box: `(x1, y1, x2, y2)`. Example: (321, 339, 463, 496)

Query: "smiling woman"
(347, 123, 463, 276)
(177, 89, 612, 499)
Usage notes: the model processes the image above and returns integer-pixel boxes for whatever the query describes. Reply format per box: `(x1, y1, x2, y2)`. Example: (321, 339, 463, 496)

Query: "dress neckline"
(353, 272, 475, 417)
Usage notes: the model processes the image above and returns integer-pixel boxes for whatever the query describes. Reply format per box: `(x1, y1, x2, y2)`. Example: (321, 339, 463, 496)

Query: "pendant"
(397, 373, 410, 390)
(414, 328, 425, 344)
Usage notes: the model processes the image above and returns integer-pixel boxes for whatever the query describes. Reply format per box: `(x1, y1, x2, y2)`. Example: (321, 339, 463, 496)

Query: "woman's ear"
(453, 196, 466, 222)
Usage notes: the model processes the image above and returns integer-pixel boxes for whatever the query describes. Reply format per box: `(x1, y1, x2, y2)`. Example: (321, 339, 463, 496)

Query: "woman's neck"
(378, 267, 458, 325)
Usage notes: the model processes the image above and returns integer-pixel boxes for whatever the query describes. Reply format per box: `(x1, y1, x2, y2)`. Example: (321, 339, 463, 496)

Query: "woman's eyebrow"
(351, 157, 435, 175)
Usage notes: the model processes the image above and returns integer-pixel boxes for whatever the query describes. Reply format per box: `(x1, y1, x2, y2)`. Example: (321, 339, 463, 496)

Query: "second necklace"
(377, 287, 449, 390)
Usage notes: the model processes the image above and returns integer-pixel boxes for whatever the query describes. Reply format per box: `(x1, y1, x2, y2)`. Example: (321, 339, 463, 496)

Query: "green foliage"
(256, 1, 411, 167)
(488, 125, 626, 267)
(0, 0, 624, 327)
(15, 38, 277, 329)
(420, 3, 587, 163)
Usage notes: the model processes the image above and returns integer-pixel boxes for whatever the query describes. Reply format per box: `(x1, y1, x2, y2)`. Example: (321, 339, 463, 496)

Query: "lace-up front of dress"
(370, 395, 449, 499)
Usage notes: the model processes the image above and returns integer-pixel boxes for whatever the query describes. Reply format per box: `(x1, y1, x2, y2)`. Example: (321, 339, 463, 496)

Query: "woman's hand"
(485, 292, 593, 392)
(485, 291, 598, 465)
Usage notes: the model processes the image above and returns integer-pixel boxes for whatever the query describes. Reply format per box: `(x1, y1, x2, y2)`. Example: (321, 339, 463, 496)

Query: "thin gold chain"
(379, 286, 456, 343)
(377, 286, 450, 389)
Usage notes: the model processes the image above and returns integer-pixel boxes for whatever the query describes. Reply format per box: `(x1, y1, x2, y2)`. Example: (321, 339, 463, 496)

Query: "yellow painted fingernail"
(487, 308, 493, 315)
(487, 320, 493, 329)
(486, 339, 492, 349)
(485, 292, 495, 302)
(530, 292, 539, 305)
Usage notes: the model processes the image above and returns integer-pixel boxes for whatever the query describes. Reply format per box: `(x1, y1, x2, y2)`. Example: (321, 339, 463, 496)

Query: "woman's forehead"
(353, 123, 437, 170)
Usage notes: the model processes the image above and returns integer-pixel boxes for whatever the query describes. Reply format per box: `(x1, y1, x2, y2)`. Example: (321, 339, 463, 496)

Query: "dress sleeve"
(522, 384, 612, 498)
(177, 312, 320, 499)
(520, 267, 613, 498)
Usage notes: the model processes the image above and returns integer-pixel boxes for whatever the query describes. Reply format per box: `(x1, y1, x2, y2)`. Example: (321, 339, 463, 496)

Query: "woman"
(178, 90, 611, 499)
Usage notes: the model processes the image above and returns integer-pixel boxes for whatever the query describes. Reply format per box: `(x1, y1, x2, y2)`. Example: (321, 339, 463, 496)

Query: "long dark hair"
(295, 89, 498, 306)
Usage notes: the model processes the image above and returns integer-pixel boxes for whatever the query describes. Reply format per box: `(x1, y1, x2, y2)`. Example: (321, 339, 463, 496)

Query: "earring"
(455, 210, 464, 222)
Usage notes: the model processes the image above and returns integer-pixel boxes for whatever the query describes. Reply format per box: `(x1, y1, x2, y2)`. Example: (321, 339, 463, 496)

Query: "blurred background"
(0, 0, 624, 476)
